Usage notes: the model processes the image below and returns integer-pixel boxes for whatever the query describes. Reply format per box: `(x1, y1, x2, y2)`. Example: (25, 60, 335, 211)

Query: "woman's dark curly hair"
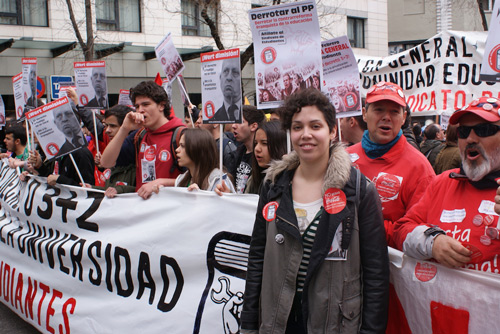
(280, 87, 336, 132)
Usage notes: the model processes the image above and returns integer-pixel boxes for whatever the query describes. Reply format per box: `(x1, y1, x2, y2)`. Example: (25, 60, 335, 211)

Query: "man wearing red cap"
(393, 96, 500, 271)
(346, 82, 435, 247)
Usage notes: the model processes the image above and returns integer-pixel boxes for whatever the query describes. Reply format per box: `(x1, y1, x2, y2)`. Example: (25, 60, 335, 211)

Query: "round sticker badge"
(414, 262, 437, 282)
(482, 103, 493, 111)
(472, 214, 483, 227)
(375, 173, 401, 199)
(323, 188, 347, 214)
(144, 146, 156, 161)
(470, 99, 480, 106)
(158, 149, 170, 162)
(80, 94, 88, 105)
(262, 201, 279, 222)
(480, 235, 492, 246)
(46, 143, 60, 156)
(484, 215, 495, 226)
(261, 47, 277, 64)
(487, 97, 498, 104)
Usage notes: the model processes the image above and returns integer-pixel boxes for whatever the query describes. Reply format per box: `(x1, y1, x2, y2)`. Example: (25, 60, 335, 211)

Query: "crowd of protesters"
(1, 78, 500, 333)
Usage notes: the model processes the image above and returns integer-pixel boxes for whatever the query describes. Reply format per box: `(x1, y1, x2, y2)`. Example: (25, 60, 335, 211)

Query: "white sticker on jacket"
(349, 153, 359, 163)
(439, 209, 466, 223)
(325, 223, 348, 261)
(478, 200, 499, 216)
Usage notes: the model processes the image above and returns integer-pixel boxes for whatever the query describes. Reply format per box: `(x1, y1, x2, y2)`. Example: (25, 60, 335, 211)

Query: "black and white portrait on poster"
(74, 61, 108, 109)
(201, 49, 242, 124)
(22, 58, 38, 111)
(26, 97, 86, 160)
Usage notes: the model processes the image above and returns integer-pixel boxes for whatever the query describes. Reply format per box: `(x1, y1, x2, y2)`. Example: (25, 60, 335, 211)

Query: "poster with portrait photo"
(177, 74, 190, 107)
(249, 0, 322, 109)
(201, 48, 242, 124)
(22, 58, 37, 111)
(118, 89, 133, 107)
(0, 95, 5, 128)
(74, 61, 108, 109)
(322, 36, 361, 118)
(26, 97, 87, 160)
(155, 33, 185, 82)
(12, 73, 25, 120)
(58, 81, 76, 99)
(161, 78, 174, 108)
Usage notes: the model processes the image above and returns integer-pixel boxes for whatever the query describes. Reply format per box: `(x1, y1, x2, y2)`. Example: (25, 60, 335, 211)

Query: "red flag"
(154, 73, 162, 86)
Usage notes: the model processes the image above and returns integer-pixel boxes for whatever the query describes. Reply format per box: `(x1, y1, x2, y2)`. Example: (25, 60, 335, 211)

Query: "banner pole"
(92, 110, 99, 154)
(25, 119, 31, 153)
(69, 153, 85, 186)
(220, 125, 223, 184)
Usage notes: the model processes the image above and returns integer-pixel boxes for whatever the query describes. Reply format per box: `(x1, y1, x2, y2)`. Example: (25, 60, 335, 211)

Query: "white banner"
(1, 160, 500, 334)
(0, 161, 256, 333)
(357, 31, 499, 116)
(388, 247, 500, 333)
(322, 36, 361, 117)
(480, 1, 500, 82)
(249, 0, 322, 109)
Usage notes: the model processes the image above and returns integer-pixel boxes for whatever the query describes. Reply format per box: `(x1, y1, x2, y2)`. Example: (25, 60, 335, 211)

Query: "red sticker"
(103, 169, 111, 180)
(414, 262, 437, 282)
(46, 143, 60, 156)
(144, 146, 156, 161)
(158, 149, 170, 162)
(262, 201, 279, 222)
(375, 173, 401, 199)
(462, 243, 483, 263)
(480, 235, 492, 246)
(484, 215, 495, 226)
(323, 188, 347, 214)
(261, 47, 277, 64)
(472, 214, 483, 227)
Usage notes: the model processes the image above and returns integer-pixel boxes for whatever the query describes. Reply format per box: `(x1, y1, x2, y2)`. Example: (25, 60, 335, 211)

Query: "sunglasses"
(457, 123, 500, 139)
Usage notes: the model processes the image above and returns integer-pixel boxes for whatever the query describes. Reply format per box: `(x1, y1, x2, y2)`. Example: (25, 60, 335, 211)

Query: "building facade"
(0, 0, 388, 116)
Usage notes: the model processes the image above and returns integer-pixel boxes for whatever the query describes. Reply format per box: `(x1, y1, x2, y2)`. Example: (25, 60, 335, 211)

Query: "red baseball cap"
(449, 96, 500, 125)
(366, 82, 406, 107)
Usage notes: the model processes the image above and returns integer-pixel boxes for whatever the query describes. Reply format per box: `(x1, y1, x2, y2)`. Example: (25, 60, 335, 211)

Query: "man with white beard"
(393, 96, 500, 273)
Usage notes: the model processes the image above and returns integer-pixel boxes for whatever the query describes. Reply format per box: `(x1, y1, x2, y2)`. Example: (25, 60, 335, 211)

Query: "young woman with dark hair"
(245, 120, 287, 194)
(175, 128, 235, 192)
(241, 88, 389, 334)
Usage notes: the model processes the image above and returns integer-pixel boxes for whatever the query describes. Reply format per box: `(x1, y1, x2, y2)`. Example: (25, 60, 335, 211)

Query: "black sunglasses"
(457, 123, 500, 139)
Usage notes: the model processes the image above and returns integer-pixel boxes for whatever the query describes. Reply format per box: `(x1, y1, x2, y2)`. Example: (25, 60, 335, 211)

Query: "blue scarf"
(361, 130, 402, 159)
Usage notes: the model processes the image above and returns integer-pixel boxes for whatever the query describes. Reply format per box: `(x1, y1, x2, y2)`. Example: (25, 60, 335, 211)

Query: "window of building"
(0, 0, 48, 26)
(181, 0, 217, 37)
(479, 0, 495, 12)
(96, 0, 141, 32)
(347, 17, 365, 48)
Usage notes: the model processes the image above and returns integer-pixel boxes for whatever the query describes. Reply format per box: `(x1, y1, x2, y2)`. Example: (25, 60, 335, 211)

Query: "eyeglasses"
(457, 123, 500, 139)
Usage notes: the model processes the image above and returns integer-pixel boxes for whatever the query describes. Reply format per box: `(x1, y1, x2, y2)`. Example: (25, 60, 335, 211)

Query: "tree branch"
(201, 4, 225, 50)
(476, 0, 488, 31)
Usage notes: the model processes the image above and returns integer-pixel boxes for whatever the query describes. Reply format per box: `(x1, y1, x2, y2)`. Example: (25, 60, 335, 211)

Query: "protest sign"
(25, 97, 87, 159)
(58, 81, 76, 99)
(201, 48, 242, 124)
(322, 36, 361, 117)
(161, 78, 174, 108)
(0, 162, 500, 333)
(155, 33, 185, 82)
(74, 61, 108, 109)
(12, 73, 24, 120)
(22, 58, 37, 111)
(0, 95, 5, 128)
(118, 89, 133, 107)
(480, 1, 500, 81)
(249, 0, 322, 109)
(357, 30, 499, 116)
